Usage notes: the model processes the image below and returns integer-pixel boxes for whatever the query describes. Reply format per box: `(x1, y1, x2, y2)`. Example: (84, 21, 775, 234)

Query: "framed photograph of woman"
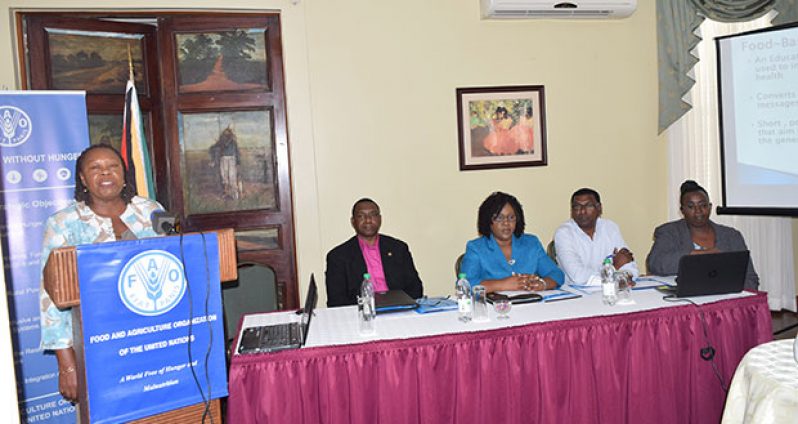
(456, 85, 547, 171)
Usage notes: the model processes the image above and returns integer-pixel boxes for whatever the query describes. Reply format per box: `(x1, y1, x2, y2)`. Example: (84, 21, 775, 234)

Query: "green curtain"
(657, 0, 798, 134)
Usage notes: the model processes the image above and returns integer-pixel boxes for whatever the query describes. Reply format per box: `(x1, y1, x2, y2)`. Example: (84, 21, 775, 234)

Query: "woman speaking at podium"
(38, 144, 163, 403)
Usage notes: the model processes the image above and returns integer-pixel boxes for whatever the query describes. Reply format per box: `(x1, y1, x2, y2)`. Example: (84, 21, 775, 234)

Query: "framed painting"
(175, 29, 269, 93)
(456, 85, 547, 171)
(179, 110, 276, 215)
(235, 228, 280, 252)
(88, 113, 151, 152)
(46, 29, 146, 94)
(88, 114, 123, 151)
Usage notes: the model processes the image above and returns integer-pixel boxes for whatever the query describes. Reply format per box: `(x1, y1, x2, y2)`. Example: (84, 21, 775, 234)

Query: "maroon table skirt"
(227, 293, 771, 424)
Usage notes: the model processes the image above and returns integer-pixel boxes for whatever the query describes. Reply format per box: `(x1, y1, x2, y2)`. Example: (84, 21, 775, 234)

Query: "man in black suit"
(325, 198, 424, 307)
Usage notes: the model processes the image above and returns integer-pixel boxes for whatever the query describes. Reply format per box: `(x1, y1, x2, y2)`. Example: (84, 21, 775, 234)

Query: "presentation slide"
(717, 23, 798, 212)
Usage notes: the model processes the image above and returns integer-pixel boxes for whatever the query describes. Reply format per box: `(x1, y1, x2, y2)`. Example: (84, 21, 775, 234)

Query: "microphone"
(151, 210, 179, 235)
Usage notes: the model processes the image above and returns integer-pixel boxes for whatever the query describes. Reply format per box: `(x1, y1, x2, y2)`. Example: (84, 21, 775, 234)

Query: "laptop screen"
(301, 275, 318, 344)
(676, 250, 749, 297)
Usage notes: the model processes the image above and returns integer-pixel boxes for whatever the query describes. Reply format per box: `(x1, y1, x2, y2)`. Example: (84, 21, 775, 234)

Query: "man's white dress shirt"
(554, 218, 640, 286)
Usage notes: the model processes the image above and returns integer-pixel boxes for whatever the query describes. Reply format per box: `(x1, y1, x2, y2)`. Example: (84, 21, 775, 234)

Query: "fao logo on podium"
(0, 105, 32, 147)
(118, 250, 186, 316)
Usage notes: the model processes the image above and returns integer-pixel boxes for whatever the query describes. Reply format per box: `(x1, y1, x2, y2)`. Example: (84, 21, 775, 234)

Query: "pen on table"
(542, 293, 581, 303)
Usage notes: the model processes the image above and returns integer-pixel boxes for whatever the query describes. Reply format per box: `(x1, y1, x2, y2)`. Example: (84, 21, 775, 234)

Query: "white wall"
(303, 0, 665, 299)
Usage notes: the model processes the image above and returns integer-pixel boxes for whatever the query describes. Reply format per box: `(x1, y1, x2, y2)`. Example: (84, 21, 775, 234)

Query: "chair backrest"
(547, 240, 557, 264)
(222, 262, 278, 343)
(454, 253, 465, 278)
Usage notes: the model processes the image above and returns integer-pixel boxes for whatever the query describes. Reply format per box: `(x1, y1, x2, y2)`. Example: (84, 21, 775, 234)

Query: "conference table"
(227, 287, 772, 424)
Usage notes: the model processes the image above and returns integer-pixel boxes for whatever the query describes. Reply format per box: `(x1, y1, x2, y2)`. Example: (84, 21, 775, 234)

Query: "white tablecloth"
(236, 283, 752, 352)
(722, 339, 798, 423)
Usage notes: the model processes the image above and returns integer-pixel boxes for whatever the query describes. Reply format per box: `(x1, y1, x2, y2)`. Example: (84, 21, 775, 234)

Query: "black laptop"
(671, 251, 749, 297)
(375, 290, 418, 313)
(237, 275, 318, 354)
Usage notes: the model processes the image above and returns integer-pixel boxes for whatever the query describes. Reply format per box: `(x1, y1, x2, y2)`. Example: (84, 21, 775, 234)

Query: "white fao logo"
(118, 250, 186, 316)
(0, 106, 32, 147)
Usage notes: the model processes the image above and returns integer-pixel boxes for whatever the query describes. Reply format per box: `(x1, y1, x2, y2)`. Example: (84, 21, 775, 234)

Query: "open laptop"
(375, 290, 418, 313)
(237, 274, 318, 354)
(669, 251, 749, 297)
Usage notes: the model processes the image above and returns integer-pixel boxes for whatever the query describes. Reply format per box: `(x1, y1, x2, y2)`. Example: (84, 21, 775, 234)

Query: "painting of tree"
(177, 29, 268, 93)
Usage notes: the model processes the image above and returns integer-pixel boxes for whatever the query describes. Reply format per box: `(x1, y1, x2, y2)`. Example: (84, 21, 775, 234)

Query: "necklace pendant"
(508, 259, 516, 266)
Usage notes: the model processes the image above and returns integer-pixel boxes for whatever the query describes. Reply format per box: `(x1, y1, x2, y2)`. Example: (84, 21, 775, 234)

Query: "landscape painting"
(235, 228, 280, 252)
(176, 29, 269, 93)
(47, 29, 146, 94)
(179, 110, 276, 215)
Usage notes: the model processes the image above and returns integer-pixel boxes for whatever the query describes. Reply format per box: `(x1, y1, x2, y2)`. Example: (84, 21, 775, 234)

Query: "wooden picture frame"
(456, 85, 547, 171)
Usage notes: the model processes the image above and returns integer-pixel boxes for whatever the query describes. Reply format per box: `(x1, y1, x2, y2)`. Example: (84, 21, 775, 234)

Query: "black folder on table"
(375, 290, 418, 313)
(487, 291, 543, 305)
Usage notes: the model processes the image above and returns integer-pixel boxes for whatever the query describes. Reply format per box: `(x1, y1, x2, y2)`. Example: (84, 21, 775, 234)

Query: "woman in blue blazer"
(461, 192, 564, 293)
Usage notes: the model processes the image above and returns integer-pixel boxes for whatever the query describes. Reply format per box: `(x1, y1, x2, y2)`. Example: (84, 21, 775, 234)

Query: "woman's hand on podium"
(55, 347, 78, 403)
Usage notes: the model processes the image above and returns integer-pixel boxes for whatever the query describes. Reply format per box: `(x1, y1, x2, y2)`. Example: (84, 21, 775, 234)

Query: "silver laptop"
(672, 251, 749, 297)
(237, 275, 318, 354)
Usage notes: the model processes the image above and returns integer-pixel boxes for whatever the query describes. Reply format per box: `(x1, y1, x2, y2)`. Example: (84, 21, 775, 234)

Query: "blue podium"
(43, 229, 237, 423)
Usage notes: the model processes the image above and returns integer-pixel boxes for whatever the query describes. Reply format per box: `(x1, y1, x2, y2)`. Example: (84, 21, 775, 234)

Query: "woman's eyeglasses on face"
(492, 214, 517, 223)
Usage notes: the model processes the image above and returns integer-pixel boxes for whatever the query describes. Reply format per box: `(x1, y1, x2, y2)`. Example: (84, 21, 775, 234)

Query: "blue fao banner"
(76, 233, 228, 423)
(0, 91, 89, 422)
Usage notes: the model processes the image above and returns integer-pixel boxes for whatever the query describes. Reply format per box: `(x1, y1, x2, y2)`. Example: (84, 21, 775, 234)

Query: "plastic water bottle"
(601, 258, 618, 306)
(358, 273, 376, 335)
(455, 273, 473, 323)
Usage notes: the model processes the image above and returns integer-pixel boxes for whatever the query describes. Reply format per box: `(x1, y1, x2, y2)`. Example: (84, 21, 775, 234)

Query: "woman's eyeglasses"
(492, 215, 517, 223)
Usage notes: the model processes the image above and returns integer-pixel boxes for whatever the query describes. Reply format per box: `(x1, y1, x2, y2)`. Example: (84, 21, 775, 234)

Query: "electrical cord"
(662, 294, 728, 392)
(178, 233, 213, 424)
(200, 232, 214, 424)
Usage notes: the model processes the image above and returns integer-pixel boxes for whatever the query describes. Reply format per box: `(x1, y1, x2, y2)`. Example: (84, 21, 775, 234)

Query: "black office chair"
(221, 263, 278, 349)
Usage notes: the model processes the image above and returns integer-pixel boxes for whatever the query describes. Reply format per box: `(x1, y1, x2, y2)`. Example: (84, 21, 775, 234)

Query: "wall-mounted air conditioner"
(480, 0, 637, 19)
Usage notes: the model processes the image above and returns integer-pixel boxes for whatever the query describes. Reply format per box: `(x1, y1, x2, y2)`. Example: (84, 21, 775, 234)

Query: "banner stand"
(43, 229, 237, 423)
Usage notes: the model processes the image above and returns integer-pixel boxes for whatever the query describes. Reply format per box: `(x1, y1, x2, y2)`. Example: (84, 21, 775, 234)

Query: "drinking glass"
(493, 297, 512, 320)
(473, 285, 489, 322)
(615, 271, 633, 305)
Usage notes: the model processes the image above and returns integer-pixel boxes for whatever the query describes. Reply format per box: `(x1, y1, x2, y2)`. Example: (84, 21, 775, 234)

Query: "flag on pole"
(120, 79, 156, 200)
